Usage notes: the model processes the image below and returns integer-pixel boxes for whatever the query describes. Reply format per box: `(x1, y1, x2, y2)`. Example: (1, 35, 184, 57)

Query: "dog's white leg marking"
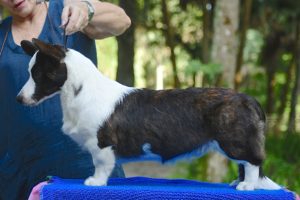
(235, 162, 281, 190)
(236, 162, 258, 190)
(89, 147, 115, 186)
(83, 139, 115, 186)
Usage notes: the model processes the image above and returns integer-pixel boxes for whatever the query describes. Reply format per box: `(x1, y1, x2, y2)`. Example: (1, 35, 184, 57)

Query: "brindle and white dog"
(17, 39, 281, 190)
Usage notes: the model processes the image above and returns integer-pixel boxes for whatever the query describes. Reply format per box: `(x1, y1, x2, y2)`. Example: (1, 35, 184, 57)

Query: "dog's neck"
(60, 49, 134, 132)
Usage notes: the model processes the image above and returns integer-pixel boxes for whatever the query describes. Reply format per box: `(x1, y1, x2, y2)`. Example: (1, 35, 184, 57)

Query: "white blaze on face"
(17, 53, 38, 105)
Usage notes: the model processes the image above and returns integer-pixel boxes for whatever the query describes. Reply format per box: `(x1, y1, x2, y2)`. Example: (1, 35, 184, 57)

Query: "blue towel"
(41, 176, 295, 200)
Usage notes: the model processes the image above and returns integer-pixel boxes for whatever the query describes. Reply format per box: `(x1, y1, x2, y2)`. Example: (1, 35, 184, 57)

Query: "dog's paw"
(236, 181, 255, 191)
(84, 176, 107, 186)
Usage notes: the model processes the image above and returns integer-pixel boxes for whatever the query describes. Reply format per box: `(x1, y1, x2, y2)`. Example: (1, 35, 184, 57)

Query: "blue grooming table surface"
(40, 176, 296, 200)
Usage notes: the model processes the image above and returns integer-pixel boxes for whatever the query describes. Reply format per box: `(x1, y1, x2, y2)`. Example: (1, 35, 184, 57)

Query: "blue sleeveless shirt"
(0, 1, 123, 199)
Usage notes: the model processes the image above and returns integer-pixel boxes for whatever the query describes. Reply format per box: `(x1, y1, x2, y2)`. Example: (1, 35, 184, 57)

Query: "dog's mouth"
(21, 99, 39, 107)
(24, 101, 39, 107)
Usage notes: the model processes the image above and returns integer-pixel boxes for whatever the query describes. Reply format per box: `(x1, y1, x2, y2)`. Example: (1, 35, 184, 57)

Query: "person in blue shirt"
(0, 0, 131, 199)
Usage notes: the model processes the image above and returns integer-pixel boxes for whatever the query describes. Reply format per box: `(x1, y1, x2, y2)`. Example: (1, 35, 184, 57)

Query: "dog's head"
(16, 39, 67, 106)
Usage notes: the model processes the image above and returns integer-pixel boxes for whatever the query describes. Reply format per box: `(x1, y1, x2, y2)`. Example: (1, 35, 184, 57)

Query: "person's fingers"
(61, 5, 71, 27)
(75, 12, 84, 30)
(75, 11, 89, 32)
(65, 6, 79, 35)
(64, 4, 89, 35)
(67, 11, 82, 35)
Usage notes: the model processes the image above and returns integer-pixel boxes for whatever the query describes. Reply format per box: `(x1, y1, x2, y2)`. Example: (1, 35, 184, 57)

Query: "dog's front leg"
(84, 139, 115, 186)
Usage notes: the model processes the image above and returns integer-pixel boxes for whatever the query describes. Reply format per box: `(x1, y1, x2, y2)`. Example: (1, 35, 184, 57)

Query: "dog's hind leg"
(235, 163, 281, 190)
(83, 139, 116, 186)
(230, 164, 244, 186)
(218, 138, 280, 190)
(236, 162, 259, 190)
(216, 126, 266, 190)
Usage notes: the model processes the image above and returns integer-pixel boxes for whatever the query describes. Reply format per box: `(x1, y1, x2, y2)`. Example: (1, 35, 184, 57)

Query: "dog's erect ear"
(21, 40, 38, 56)
(32, 38, 66, 61)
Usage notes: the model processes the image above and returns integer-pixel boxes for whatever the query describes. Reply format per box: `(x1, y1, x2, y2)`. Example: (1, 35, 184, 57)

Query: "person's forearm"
(83, 1, 131, 39)
(63, 0, 131, 39)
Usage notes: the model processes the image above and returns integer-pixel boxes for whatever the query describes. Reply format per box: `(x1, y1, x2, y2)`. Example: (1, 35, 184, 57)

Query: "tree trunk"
(211, 0, 239, 88)
(202, 0, 210, 65)
(116, 0, 136, 86)
(266, 68, 277, 114)
(234, 0, 252, 91)
(201, 0, 212, 87)
(273, 58, 294, 134)
(287, 15, 300, 133)
(207, 0, 240, 182)
(161, 0, 180, 88)
(261, 30, 283, 114)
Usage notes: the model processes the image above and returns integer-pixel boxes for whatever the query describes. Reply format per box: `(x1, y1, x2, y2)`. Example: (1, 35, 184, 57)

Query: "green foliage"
(96, 38, 118, 79)
(185, 60, 222, 86)
(266, 135, 300, 163)
(0, 6, 11, 19)
(185, 155, 210, 181)
(244, 29, 264, 64)
(184, 60, 201, 75)
(264, 135, 300, 193)
(241, 72, 267, 107)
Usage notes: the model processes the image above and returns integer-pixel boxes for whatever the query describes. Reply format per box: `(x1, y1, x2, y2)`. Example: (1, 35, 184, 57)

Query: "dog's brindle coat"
(17, 39, 281, 190)
(100, 88, 265, 165)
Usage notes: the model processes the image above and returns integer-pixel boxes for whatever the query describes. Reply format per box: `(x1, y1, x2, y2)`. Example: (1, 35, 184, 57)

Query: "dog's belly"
(117, 140, 226, 164)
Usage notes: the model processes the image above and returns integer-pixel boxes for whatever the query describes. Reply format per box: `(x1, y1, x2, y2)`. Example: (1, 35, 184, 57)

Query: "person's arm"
(61, 0, 131, 39)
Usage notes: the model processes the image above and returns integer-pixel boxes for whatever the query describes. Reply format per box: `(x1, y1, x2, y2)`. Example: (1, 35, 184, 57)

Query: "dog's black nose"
(16, 95, 24, 104)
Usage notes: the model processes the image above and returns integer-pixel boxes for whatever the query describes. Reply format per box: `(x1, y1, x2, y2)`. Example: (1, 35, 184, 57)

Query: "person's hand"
(61, 1, 90, 35)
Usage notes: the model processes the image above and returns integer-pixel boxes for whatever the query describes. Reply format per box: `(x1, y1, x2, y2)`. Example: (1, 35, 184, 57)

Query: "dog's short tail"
(256, 176, 282, 190)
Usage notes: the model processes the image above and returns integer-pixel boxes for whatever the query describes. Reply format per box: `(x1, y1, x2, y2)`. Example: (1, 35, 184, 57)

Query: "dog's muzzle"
(16, 93, 37, 106)
(16, 94, 24, 104)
